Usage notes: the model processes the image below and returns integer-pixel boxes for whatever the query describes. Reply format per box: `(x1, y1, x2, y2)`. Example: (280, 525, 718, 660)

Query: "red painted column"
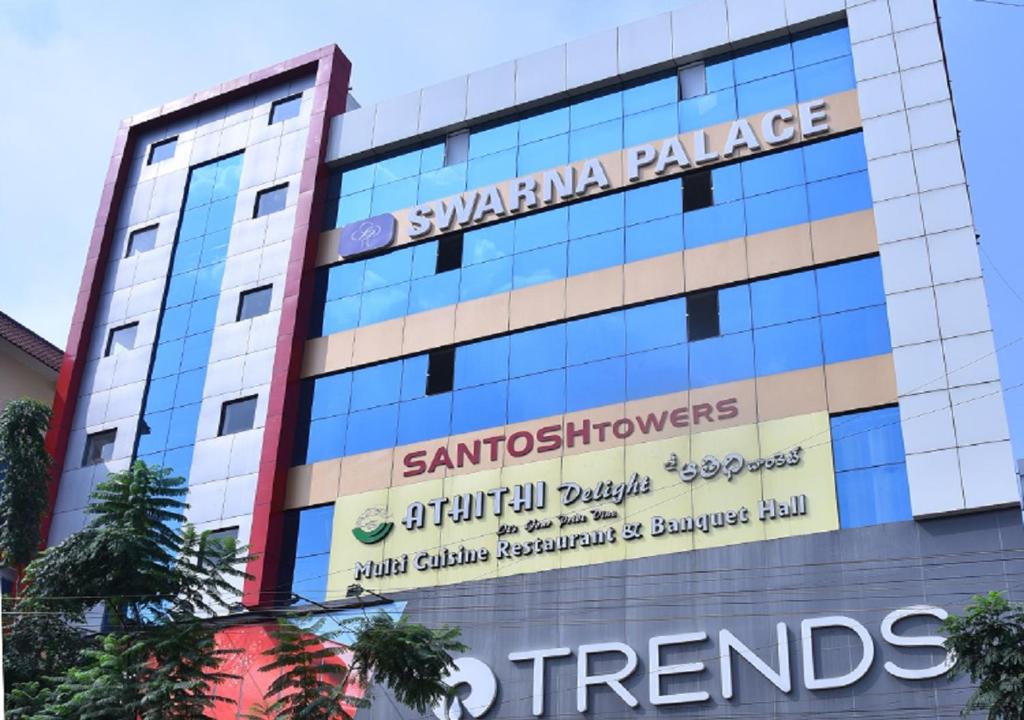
(243, 47, 351, 608)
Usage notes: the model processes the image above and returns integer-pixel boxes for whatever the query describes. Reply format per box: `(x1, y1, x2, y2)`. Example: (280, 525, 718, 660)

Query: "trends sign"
(432, 605, 953, 719)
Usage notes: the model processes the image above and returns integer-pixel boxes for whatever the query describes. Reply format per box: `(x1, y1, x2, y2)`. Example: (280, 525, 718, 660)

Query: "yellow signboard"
(325, 411, 838, 598)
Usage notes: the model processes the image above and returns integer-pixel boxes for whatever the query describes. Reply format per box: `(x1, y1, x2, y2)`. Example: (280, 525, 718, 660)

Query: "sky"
(0, 0, 1022, 453)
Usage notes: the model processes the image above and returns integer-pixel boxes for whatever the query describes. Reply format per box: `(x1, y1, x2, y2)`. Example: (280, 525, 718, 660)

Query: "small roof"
(0, 311, 63, 372)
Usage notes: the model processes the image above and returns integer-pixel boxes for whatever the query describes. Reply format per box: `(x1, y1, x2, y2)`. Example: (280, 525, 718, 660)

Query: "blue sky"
(1, 0, 1022, 455)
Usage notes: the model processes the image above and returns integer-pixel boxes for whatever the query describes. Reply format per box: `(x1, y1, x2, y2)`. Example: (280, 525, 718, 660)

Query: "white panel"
(205, 355, 246, 398)
(856, 72, 904, 119)
(959, 441, 1021, 509)
(53, 467, 97, 514)
(209, 321, 250, 363)
(190, 129, 223, 165)
(899, 389, 956, 454)
(241, 348, 275, 389)
(889, 0, 936, 31)
(900, 62, 950, 110)
(222, 473, 259, 518)
(886, 287, 939, 347)
(228, 430, 262, 477)
(248, 313, 280, 353)
(79, 358, 115, 397)
(133, 245, 173, 285)
(467, 61, 516, 119)
(894, 23, 943, 71)
(74, 390, 109, 430)
(111, 347, 152, 388)
(862, 111, 910, 159)
(935, 279, 991, 339)
(327, 106, 374, 161)
(785, 0, 844, 25)
(872, 194, 924, 244)
(186, 480, 228, 524)
(847, 0, 892, 43)
(867, 153, 918, 202)
(516, 45, 567, 105)
(919, 184, 972, 234)
(228, 217, 269, 256)
(149, 170, 188, 218)
(943, 331, 1000, 388)
(924, 229, 981, 290)
(221, 248, 262, 291)
(913, 142, 965, 192)
(239, 137, 283, 191)
(892, 340, 947, 396)
(567, 29, 619, 90)
(907, 100, 957, 150)
(725, 0, 786, 43)
(265, 205, 298, 245)
(852, 36, 899, 81)
(48, 510, 90, 547)
(879, 237, 931, 293)
(372, 91, 421, 147)
(190, 436, 233, 485)
(105, 381, 145, 423)
(419, 75, 468, 133)
(618, 13, 673, 75)
(672, 0, 728, 57)
(126, 278, 165, 317)
(127, 180, 156, 226)
(906, 449, 964, 515)
(950, 382, 1010, 446)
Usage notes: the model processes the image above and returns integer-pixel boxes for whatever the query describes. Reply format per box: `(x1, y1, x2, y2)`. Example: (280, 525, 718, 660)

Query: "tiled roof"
(0, 311, 63, 372)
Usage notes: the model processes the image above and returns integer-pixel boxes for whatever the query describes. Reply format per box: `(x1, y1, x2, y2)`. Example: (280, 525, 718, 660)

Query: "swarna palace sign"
(337, 98, 841, 255)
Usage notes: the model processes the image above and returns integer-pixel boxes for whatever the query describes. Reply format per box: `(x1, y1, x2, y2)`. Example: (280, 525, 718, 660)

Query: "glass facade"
(294, 255, 889, 465)
(312, 131, 869, 338)
(280, 504, 334, 603)
(134, 153, 244, 478)
(323, 24, 854, 230)
(831, 407, 912, 528)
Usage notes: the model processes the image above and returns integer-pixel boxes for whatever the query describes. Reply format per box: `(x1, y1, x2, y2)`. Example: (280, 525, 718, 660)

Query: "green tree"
(0, 398, 52, 568)
(250, 613, 465, 720)
(943, 591, 1024, 720)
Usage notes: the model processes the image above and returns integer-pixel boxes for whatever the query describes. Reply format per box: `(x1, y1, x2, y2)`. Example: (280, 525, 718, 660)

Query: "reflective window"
(455, 336, 509, 389)
(345, 404, 399, 455)
(816, 257, 885, 315)
(831, 406, 910, 528)
(451, 381, 508, 435)
(626, 344, 688, 400)
(398, 394, 452, 445)
(568, 229, 623, 276)
(626, 298, 687, 353)
(753, 319, 823, 376)
(509, 324, 566, 378)
(624, 215, 684, 263)
(513, 243, 566, 289)
(148, 136, 177, 165)
(678, 63, 707, 100)
(282, 504, 334, 603)
(126, 225, 158, 257)
(270, 94, 302, 124)
(254, 184, 288, 217)
(751, 271, 818, 328)
(83, 429, 116, 466)
(567, 312, 625, 365)
(508, 370, 566, 423)
(686, 290, 719, 341)
(566, 357, 625, 412)
(106, 323, 138, 357)
(350, 361, 402, 411)
(688, 331, 754, 388)
(821, 305, 891, 363)
(219, 396, 257, 436)
(683, 201, 745, 249)
(237, 285, 273, 321)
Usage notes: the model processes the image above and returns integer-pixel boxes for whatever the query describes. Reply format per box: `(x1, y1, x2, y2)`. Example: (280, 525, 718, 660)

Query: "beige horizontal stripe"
(316, 89, 861, 268)
(302, 208, 878, 378)
(283, 353, 896, 509)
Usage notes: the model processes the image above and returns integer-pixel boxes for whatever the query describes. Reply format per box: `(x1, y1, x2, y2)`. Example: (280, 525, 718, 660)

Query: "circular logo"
(351, 506, 394, 545)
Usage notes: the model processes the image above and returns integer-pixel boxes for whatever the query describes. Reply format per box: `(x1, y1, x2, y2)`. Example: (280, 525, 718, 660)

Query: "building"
(45, 0, 1024, 717)
(0, 311, 61, 409)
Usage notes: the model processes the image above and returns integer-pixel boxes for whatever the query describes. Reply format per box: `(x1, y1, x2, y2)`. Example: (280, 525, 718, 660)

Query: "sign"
(407, 100, 830, 238)
(327, 410, 842, 595)
(339, 213, 396, 257)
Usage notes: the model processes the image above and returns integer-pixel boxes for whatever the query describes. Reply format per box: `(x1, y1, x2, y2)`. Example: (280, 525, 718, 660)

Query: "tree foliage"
(0, 398, 52, 567)
(248, 614, 465, 720)
(943, 591, 1024, 720)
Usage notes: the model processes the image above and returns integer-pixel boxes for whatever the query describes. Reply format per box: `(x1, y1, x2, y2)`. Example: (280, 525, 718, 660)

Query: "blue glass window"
(688, 332, 754, 388)
(744, 185, 809, 235)
(311, 373, 351, 420)
(340, 165, 374, 196)
(455, 336, 510, 389)
(807, 171, 872, 221)
(753, 319, 823, 376)
(345, 404, 399, 455)
(451, 381, 508, 434)
(408, 272, 460, 314)
(711, 165, 744, 204)
(624, 104, 678, 146)
(566, 357, 625, 412)
(836, 465, 912, 529)
(741, 148, 805, 197)
(679, 88, 737, 132)
(567, 312, 625, 365)
(734, 42, 793, 84)
(569, 193, 624, 239)
(626, 345, 688, 400)
(625, 180, 682, 226)
(418, 165, 467, 203)
(737, 72, 797, 117)
(570, 120, 622, 162)
(468, 149, 517, 189)
(683, 201, 745, 249)
(349, 361, 402, 411)
(625, 298, 686, 353)
(513, 243, 567, 289)
(304, 416, 347, 465)
(508, 370, 566, 423)
(337, 190, 372, 226)
(469, 122, 519, 159)
(397, 395, 453, 445)
(793, 25, 851, 68)
(294, 505, 335, 558)
(517, 135, 569, 176)
(460, 257, 513, 301)
(821, 305, 892, 364)
(625, 215, 684, 262)
(571, 93, 622, 130)
(515, 207, 568, 252)
(817, 258, 886, 315)
(796, 55, 856, 101)
(464, 223, 515, 265)
(519, 107, 570, 144)
(803, 132, 867, 182)
(400, 354, 429, 402)
(568, 229, 624, 275)
(832, 406, 905, 472)
(358, 284, 409, 326)
(320, 296, 360, 336)
(509, 324, 566, 378)
(371, 178, 417, 215)
(750, 271, 818, 328)
(623, 75, 677, 115)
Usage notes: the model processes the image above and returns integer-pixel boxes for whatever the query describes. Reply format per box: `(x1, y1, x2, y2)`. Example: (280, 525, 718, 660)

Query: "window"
(126, 225, 158, 257)
(83, 429, 117, 466)
(254, 184, 288, 218)
(683, 170, 713, 211)
(148, 136, 178, 165)
(219, 396, 258, 436)
(105, 323, 138, 357)
(270, 93, 303, 124)
(678, 62, 707, 100)
(207, 527, 239, 547)
(237, 285, 273, 321)
(426, 347, 455, 396)
(435, 233, 464, 273)
(445, 130, 470, 166)
(280, 505, 334, 604)
(687, 289, 719, 341)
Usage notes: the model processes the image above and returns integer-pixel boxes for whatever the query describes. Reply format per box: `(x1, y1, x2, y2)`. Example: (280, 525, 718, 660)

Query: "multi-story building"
(46, 1, 1024, 717)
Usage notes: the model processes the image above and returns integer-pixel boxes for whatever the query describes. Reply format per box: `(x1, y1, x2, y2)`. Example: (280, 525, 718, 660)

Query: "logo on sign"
(351, 506, 394, 545)
(339, 214, 396, 257)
